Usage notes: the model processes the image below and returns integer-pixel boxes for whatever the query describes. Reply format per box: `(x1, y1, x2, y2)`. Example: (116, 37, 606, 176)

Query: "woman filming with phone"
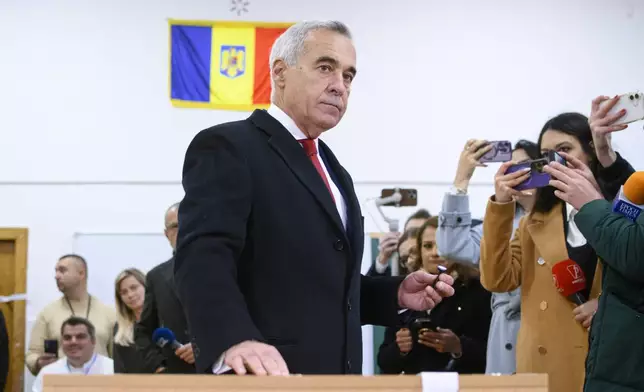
(377, 217, 491, 375)
(479, 107, 634, 392)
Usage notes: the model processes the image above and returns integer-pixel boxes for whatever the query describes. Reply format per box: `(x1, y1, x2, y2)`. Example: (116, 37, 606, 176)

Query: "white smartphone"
(600, 91, 644, 125)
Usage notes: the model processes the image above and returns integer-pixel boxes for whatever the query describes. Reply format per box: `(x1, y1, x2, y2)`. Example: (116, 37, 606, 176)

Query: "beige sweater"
(25, 295, 116, 375)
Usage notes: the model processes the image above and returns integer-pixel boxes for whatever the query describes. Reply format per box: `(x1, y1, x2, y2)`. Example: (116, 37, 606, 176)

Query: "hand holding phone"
(599, 91, 644, 126)
(505, 151, 566, 191)
(493, 161, 533, 203)
(410, 317, 438, 344)
(44, 339, 58, 356)
(479, 140, 513, 163)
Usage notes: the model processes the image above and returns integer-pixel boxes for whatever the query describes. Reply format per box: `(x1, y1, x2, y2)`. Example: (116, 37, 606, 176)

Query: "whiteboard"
(72, 233, 173, 307)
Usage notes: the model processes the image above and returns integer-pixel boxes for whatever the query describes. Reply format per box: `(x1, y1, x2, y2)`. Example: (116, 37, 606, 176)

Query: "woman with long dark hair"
(378, 218, 490, 374)
(479, 111, 633, 392)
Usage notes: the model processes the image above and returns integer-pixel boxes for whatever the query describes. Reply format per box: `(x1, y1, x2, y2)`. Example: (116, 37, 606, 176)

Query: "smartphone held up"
(600, 91, 644, 126)
(506, 151, 566, 191)
(479, 140, 513, 163)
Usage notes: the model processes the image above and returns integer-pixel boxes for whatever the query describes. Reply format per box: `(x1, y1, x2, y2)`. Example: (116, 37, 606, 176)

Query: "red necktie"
(299, 139, 335, 202)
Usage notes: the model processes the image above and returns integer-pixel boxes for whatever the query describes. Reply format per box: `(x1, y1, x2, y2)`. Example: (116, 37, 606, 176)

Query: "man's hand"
(418, 328, 462, 354)
(589, 95, 628, 168)
(224, 341, 289, 376)
(175, 343, 195, 365)
(544, 160, 604, 210)
(453, 139, 493, 191)
(573, 299, 598, 330)
(376, 232, 401, 265)
(397, 270, 455, 311)
(395, 328, 412, 354)
(36, 353, 57, 371)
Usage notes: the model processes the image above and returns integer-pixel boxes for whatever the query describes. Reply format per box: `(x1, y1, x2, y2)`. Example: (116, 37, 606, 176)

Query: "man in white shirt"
(32, 317, 113, 392)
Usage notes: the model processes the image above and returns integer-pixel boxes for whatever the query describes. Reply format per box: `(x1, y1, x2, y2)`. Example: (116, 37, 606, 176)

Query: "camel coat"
(480, 199, 601, 392)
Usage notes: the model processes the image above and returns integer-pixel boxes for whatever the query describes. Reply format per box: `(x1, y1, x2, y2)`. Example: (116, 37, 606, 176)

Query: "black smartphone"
(44, 339, 58, 357)
(410, 317, 437, 343)
(380, 188, 418, 207)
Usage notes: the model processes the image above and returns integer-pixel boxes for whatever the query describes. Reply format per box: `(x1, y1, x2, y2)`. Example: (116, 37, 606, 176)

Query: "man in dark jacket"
(134, 203, 195, 374)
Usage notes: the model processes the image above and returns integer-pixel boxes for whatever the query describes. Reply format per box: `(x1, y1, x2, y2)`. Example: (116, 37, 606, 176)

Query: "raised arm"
(480, 198, 523, 293)
(437, 193, 483, 265)
(479, 162, 531, 292)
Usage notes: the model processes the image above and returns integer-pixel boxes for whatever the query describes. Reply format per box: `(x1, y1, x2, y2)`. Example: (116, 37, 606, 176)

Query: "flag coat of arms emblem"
(169, 20, 293, 111)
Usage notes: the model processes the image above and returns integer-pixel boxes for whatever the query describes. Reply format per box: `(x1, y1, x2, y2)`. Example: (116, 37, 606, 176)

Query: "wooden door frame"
(0, 228, 28, 392)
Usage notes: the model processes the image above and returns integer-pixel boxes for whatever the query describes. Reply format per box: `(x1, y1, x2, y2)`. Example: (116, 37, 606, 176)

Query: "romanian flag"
(169, 20, 293, 111)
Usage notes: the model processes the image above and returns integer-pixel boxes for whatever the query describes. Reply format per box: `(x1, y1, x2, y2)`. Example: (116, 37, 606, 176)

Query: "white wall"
(1, 0, 643, 385)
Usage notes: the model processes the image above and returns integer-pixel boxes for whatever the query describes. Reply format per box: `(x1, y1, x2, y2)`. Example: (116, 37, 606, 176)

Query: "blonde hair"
(114, 268, 146, 346)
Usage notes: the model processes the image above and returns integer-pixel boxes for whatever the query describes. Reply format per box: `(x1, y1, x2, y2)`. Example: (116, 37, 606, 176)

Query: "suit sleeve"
(377, 326, 407, 374)
(480, 197, 523, 293)
(596, 152, 635, 200)
(360, 275, 404, 326)
(0, 310, 8, 392)
(575, 199, 644, 282)
(366, 262, 391, 277)
(174, 129, 263, 373)
(134, 271, 166, 373)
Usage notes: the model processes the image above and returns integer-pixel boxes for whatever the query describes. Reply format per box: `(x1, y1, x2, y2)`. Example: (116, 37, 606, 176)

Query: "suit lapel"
(319, 140, 362, 253)
(526, 203, 570, 267)
(249, 110, 346, 238)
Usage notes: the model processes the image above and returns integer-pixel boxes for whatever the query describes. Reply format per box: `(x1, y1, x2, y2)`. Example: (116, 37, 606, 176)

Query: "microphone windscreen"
(551, 259, 586, 297)
(623, 172, 644, 205)
(152, 327, 176, 346)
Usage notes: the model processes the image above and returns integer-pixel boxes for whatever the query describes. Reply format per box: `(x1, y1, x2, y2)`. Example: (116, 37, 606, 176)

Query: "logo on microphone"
(552, 275, 562, 292)
(156, 337, 169, 348)
(567, 264, 584, 284)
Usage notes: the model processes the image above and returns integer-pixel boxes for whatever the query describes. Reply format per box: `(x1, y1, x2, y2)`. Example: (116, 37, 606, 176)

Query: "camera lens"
(534, 162, 544, 172)
(630, 95, 635, 100)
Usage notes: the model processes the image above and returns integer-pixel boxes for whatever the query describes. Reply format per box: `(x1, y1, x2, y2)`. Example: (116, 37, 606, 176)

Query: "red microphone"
(551, 259, 587, 306)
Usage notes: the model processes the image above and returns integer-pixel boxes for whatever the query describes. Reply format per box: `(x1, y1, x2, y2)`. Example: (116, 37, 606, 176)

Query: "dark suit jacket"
(134, 258, 195, 374)
(0, 309, 8, 392)
(378, 277, 491, 375)
(174, 109, 403, 375)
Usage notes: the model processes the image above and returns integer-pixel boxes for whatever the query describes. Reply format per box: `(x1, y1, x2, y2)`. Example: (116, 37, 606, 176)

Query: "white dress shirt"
(32, 354, 113, 392)
(565, 203, 587, 247)
(212, 105, 348, 374)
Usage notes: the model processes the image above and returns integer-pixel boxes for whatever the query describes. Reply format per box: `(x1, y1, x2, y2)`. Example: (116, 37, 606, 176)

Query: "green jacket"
(575, 199, 644, 392)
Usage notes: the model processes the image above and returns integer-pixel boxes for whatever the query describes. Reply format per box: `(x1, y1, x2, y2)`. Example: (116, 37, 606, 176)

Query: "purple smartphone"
(506, 151, 565, 191)
(480, 140, 513, 163)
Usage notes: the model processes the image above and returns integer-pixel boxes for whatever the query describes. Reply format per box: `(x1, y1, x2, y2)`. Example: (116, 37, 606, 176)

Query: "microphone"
(152, 327, 183, 350)
(612, 172, 644, 221)
(551, 259, 587, 306)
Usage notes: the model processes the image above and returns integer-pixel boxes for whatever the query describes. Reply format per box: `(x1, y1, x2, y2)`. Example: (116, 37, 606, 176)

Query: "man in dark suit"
(174, 20, 455, 376)
(134, 203, 195, 374)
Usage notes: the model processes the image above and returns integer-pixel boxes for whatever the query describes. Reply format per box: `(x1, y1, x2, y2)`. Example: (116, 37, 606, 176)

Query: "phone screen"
(44, 339, 58, 356)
